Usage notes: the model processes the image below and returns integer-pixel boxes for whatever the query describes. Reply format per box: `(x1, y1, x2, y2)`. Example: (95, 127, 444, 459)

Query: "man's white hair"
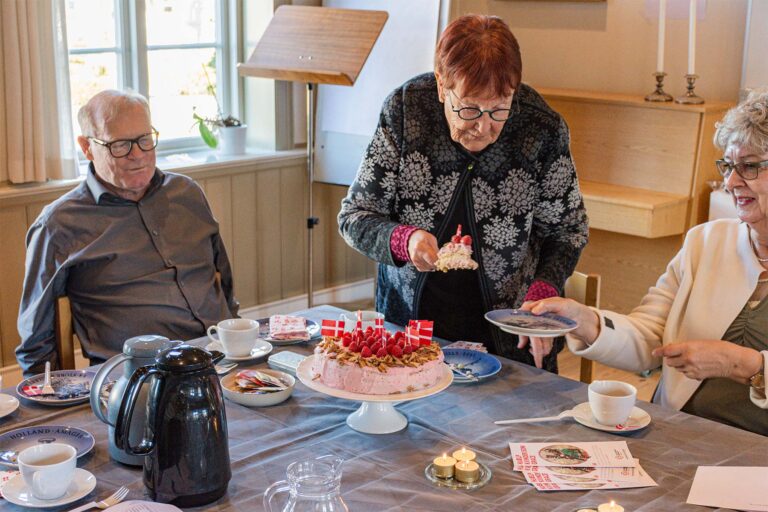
(77, 90, 151, 138)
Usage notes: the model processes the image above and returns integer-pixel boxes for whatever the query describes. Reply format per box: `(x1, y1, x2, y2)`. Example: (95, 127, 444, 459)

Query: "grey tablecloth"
(2, 305, 766, 511)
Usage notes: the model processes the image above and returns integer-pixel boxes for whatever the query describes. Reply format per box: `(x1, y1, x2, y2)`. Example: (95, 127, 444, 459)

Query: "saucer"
(443, 349, 502, 383)
(0, 393, 20, 419)
(572, 402, 651, 433)
(3, 468, 96, 508)
(0, 426, 95, 467)
(485, 309, 577, 337)
(16, 370, 96, 406)
(206, 339, 273, 361)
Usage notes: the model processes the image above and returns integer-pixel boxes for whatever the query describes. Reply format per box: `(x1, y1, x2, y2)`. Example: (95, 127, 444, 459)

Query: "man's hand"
(407, 230, 439, 272)
(652, 340, 764, 383)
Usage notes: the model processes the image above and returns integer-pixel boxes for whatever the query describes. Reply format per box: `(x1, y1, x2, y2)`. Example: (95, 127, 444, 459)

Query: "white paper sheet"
(687, 466, 768, 512)
(509, 441, 637, 469)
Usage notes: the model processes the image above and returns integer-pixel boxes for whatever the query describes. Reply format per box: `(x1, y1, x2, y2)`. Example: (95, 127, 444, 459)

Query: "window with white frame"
(65, 0, 239, 157)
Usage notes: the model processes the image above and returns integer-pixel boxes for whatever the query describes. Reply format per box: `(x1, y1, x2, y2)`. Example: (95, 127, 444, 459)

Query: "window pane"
(69, 53, 119, 134)
(65, 0, 116, 49)
(145, 0, 217, 46)
(147, 48, 219, 140)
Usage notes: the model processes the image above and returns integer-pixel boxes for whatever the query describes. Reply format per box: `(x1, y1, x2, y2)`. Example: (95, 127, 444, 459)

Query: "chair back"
(563, 271, 601, 384)
(54, 296, 77, 369)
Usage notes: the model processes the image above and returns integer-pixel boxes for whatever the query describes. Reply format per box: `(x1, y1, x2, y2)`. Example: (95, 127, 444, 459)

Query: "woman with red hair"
(338, 14, 588, 373)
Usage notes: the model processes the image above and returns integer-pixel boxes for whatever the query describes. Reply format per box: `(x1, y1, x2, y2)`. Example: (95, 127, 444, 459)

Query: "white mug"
(207, 318, 259, 357)
(339, 311, 384, 331)
(588, 380, 637, 426)
(18, 443, 76, 500)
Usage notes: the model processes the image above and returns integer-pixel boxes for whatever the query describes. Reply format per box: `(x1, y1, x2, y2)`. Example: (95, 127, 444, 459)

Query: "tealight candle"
(597, 501, 624, 512)
(452, 447, 476, 462)
(432, 453, 456, 479)
(454, 460, 480, 483)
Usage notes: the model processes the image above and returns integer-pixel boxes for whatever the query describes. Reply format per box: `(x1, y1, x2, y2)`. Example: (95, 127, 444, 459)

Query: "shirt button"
(468, 163, 474, 171)
(152, 230, 158, 236)
(166, 259, 174, 266)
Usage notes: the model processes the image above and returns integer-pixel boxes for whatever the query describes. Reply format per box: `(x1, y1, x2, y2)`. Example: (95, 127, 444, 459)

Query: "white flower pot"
(217, 125, 247, 156)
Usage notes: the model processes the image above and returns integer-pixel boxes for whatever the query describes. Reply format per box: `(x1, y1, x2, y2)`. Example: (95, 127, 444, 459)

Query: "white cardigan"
(568, 219, 768, 411)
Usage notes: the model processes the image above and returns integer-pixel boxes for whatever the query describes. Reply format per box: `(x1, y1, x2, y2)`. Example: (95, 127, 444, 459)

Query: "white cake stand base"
(297, 355, 453, 434)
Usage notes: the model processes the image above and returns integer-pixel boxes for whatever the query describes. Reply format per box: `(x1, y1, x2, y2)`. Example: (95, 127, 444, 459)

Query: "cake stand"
(297, 355, 453, 434)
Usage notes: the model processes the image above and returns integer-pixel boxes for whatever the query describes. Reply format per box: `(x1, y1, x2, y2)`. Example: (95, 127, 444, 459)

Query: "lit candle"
(597, 501, 625, 512)
(432, 453, 456, 479)
(454, 460, 480, 483)
(687, 0, 697, 75)
(452, 447, 476, 462)
(656, 0, 666, 72)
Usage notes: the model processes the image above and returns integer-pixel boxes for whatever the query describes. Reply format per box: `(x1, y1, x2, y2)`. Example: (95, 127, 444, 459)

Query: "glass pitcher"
(263, 455, 348, 512)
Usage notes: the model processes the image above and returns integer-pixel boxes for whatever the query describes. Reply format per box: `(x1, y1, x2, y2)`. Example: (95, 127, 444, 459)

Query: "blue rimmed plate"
(0, 425, 95, 467)
(16, 370, 95, 406)
(443, 349, 502, 383)
(257, 318, 321, 346)
(485, 309, 577, 337)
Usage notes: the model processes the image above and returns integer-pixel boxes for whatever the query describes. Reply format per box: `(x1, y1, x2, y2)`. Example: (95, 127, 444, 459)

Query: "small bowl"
(220, 368, 295, 407)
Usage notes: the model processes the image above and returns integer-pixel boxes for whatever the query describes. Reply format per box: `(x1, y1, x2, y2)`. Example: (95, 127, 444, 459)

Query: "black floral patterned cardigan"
(338, 73, 588, 366)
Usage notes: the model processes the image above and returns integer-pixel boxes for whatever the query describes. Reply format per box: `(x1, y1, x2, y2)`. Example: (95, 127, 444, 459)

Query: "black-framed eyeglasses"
(716, 159, 768, 180)
(447, 89, 514, 122)
(89, 129, 159, 158)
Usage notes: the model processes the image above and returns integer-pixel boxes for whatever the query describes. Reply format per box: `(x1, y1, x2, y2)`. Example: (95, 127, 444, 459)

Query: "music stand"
(239, 5, 387, 308)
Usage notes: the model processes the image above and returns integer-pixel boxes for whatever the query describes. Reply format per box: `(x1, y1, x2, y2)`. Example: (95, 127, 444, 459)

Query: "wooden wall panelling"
(256, 169, 283, 304)
(311, 183, 331, 291)
(0, 206, 29, 366)
(231, 172, 259, 308)
(280, 164, 308, 298)
(548, 100, 699, 195)
(201, 177, 234, 256)
(689, 109, 727, 227)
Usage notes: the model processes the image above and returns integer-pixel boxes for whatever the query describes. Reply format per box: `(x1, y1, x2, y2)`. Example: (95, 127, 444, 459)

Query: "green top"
(682, 297, 768, 435)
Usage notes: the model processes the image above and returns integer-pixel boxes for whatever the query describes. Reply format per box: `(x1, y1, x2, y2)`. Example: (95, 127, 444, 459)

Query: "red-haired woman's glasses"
(447, 90, 514, 122)
(716, 159, 768, 180)
(89, 129, 159, 158)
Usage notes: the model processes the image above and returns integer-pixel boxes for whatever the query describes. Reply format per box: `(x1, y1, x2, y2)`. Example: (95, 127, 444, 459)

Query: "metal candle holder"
(645, 72, 673, 102)
(675, 74, 704, 104)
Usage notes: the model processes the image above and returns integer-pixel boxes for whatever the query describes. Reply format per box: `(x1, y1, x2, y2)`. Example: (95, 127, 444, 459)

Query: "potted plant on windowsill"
(192, 68, 247, 156)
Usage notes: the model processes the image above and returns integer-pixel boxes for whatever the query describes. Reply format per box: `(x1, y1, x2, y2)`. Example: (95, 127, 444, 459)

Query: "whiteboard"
(315, 0, 441, 186)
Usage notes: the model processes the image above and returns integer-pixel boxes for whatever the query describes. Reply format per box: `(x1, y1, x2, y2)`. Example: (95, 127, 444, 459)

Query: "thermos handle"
(114, 365, 162, 456)
(89, 353, 129, 425)
(262, 480, 290, 512)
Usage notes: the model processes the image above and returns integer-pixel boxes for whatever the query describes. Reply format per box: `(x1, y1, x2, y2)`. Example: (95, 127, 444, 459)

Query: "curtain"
(1, 0, 77, 184)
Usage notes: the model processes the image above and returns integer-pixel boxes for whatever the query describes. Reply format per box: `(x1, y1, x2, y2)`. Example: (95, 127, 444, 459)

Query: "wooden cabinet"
(540, 88, 732, 238)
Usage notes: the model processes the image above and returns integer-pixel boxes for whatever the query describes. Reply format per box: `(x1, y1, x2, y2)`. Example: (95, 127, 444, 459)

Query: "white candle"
(656, 0, 666, 72)
(597, 501, 624, 512)
(687, 0, 697, 75)
(452, 447, 476, 462)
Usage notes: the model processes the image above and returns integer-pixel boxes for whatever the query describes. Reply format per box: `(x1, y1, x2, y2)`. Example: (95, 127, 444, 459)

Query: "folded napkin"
(269, 315, 309, 341)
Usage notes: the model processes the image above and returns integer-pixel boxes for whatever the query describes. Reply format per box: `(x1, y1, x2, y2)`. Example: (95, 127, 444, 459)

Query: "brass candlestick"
(675, 74, 704, 104)
(645, 72, 673, 102)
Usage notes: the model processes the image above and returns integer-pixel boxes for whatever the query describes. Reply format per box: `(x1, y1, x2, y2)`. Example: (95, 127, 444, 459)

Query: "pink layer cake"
(311, 336, 444, 395)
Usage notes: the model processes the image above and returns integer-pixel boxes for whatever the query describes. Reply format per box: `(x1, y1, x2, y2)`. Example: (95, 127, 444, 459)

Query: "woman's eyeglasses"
(89, 129, 159, 158)
(716, 159, 768, 181)
(447, 90, 515, 122)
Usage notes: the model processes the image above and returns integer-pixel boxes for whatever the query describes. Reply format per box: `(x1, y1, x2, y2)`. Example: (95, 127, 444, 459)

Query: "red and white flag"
(405, 325, 420, 345)
(374, 317, 384, 336)
(407, 320, 433, 346)
(321, 319, 345, 337)
(355, 310, 363, 330)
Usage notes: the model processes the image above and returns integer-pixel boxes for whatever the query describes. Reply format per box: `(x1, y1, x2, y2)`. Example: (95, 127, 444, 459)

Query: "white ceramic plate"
(220, 368, 295, 407)
(2, 468, 96, 508)
(572, 402, 651, 433)
(0, 393, 20, 419)
(205, 339, 273, 362)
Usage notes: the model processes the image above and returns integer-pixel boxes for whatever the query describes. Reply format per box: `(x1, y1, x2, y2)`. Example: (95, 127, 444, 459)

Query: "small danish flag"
(407, 320, 433, 346)
(374, 317, 384, 336)
(355, 310, 363, 330)
(321, 319, 346, 337)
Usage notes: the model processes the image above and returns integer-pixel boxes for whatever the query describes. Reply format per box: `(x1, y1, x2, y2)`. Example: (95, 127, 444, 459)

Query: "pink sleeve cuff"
(524, 280, 559, 302)
(391, 225, 420, 264)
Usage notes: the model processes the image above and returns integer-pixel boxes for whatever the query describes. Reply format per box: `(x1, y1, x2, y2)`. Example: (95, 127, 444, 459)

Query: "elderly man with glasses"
(338, 14, 588, 373)
(16, 90, 239, 376)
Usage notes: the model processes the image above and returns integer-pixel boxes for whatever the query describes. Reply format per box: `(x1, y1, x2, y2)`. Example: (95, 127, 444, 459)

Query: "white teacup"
(340, 311, 384, 331)
(207, 318, 260, 357)
(588, 380, 637, 426)
(18, 443, 76, 500)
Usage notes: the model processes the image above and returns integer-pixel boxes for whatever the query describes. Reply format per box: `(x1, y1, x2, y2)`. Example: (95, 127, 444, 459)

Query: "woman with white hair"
(519, 90, 768, 435)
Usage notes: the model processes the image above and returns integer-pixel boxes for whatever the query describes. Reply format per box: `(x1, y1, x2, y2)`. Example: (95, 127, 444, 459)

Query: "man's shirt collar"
(85, 162, 164, 204)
